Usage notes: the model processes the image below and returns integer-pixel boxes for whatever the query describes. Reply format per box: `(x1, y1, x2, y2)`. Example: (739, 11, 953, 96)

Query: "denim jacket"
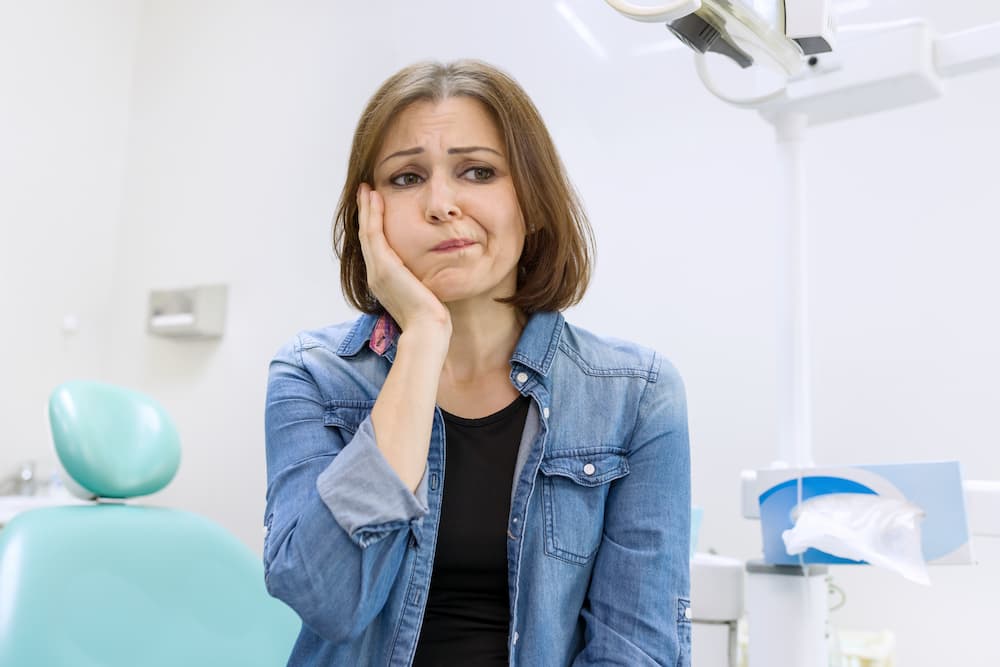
(264, 311, 691, 666)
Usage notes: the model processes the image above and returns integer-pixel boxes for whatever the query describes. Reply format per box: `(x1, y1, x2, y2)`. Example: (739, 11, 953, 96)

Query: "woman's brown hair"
(333, 59, 594, 314)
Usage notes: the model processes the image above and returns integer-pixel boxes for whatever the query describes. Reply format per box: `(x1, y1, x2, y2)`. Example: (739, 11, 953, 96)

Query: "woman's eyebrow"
(448, 146, 503, 157)
(377, 145, 504, 168)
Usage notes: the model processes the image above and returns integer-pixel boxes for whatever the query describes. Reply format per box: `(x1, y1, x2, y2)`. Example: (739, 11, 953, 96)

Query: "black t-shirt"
(411, 395, 530, 666)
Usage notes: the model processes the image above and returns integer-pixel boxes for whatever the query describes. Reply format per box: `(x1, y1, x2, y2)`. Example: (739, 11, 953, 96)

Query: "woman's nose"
(423, 175, 462, 223)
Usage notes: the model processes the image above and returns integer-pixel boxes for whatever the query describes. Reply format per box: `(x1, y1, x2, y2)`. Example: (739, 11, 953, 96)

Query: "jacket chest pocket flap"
(538, 448, 630, 565)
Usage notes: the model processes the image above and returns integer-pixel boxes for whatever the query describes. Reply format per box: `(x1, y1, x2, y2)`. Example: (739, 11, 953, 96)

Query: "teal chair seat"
(0, 381, 299, 666)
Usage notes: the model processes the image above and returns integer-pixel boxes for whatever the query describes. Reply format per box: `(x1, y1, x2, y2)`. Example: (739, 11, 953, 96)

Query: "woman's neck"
(441, 299, 526, 384)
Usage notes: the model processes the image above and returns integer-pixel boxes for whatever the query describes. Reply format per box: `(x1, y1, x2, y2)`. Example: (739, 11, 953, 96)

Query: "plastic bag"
(782, 493, 930, 585)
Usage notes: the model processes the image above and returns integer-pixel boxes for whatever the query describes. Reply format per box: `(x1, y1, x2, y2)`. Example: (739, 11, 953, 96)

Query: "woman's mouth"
(432, 239, 476, 252)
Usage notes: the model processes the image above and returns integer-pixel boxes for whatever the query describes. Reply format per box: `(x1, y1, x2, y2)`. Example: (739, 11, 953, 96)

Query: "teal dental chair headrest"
(48, 380, 181, 498)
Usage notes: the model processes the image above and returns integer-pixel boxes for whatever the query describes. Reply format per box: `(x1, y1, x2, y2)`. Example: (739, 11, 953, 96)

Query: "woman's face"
(372, 96, 526, 307)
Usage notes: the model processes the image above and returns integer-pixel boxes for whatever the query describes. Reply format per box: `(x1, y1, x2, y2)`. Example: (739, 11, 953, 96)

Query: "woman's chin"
(427, 282, 507, 306)
(422, 270, 517, 306)
(429, 286, 476, 304)
(423, 274, 472, 303)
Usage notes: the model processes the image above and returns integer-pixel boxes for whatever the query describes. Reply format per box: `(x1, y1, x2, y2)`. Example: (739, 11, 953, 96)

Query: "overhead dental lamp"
(605, 0, 835, 74)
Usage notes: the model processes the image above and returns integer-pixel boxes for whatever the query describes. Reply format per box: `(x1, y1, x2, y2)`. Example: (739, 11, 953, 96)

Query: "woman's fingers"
(357, 184, 382, 278)
(359, 185, 399, 288)
(367, 187, 383, 239)
(358, 185, 375, 250)
(365, 190, 393, 267)
(357, 183, 402, 302)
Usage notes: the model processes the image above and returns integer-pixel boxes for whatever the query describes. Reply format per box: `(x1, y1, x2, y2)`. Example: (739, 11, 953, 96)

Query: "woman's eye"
(390, 172, 423, 187)
(462, 166, 495, 182)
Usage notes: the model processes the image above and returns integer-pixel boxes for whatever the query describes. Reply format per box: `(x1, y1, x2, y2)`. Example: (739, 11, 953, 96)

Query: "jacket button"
(516, 372, 529, 384)
(583, 463, 596, 476)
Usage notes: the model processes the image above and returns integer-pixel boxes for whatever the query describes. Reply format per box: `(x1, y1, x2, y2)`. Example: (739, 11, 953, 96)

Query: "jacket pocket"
(538, 447, 630, 565)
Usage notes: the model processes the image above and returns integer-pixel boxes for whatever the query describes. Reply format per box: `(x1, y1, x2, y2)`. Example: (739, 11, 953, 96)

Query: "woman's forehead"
(378, 97, 504, 158)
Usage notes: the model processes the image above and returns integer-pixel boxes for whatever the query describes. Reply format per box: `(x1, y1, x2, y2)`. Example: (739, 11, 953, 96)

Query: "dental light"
(606, 0, 1000, 107)
(605, 0, 834, 74)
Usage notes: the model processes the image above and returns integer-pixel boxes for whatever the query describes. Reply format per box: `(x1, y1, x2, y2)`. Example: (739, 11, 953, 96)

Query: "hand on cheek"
(356, 183, 451, 335)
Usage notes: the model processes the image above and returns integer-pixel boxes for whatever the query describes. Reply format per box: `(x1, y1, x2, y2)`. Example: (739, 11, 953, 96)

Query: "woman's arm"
(573, 354, 692, 666)
(360, 184, 452, 491)
(263, 187, 452, 644)
(371, 326, 448, 491)
(263, 334, 440, 644)
(263, 342, 413, 644)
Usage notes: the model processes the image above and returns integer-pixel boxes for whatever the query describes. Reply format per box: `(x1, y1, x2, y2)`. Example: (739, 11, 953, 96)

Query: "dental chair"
(0, 380, 300, 666)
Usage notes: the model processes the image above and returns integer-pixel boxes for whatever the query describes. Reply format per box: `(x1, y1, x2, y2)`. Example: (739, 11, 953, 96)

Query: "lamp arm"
(603, 0, 701, 24)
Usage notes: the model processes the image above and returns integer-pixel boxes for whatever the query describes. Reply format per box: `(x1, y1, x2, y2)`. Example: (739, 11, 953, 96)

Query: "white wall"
(0, 0, 140, 482)
(5, 1, 1000, 664)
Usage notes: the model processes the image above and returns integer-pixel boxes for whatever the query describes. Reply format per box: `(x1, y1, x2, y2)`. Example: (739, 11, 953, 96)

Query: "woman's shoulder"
(558, 318, 681, 386)
(271, 313, 379, 366)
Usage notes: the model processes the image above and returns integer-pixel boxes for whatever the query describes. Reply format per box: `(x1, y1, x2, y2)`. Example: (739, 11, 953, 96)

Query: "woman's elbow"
(264, 559, 371, 645)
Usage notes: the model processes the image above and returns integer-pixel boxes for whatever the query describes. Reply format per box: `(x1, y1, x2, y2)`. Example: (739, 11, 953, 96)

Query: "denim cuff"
(316, 416, 429, 548)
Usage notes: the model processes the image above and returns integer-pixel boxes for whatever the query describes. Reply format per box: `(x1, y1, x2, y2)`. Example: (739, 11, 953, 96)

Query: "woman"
(264, 60, 691, 666)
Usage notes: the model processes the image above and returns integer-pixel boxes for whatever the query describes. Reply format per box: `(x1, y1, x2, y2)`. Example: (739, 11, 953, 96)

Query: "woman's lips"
(432, 239, 476, 251)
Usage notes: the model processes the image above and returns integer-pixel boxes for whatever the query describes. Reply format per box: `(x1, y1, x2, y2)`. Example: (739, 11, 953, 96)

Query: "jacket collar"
(511, 311, 563, 377)
(336, 310, 564, 378)
(335, 312, 384, 358)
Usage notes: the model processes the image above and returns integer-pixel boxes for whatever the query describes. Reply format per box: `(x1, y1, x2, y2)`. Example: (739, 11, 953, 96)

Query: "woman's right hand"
(357, 183, 452, 338)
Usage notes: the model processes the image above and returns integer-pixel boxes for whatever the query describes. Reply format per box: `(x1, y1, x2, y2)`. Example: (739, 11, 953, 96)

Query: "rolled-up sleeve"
(316, 415, 429, 548)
